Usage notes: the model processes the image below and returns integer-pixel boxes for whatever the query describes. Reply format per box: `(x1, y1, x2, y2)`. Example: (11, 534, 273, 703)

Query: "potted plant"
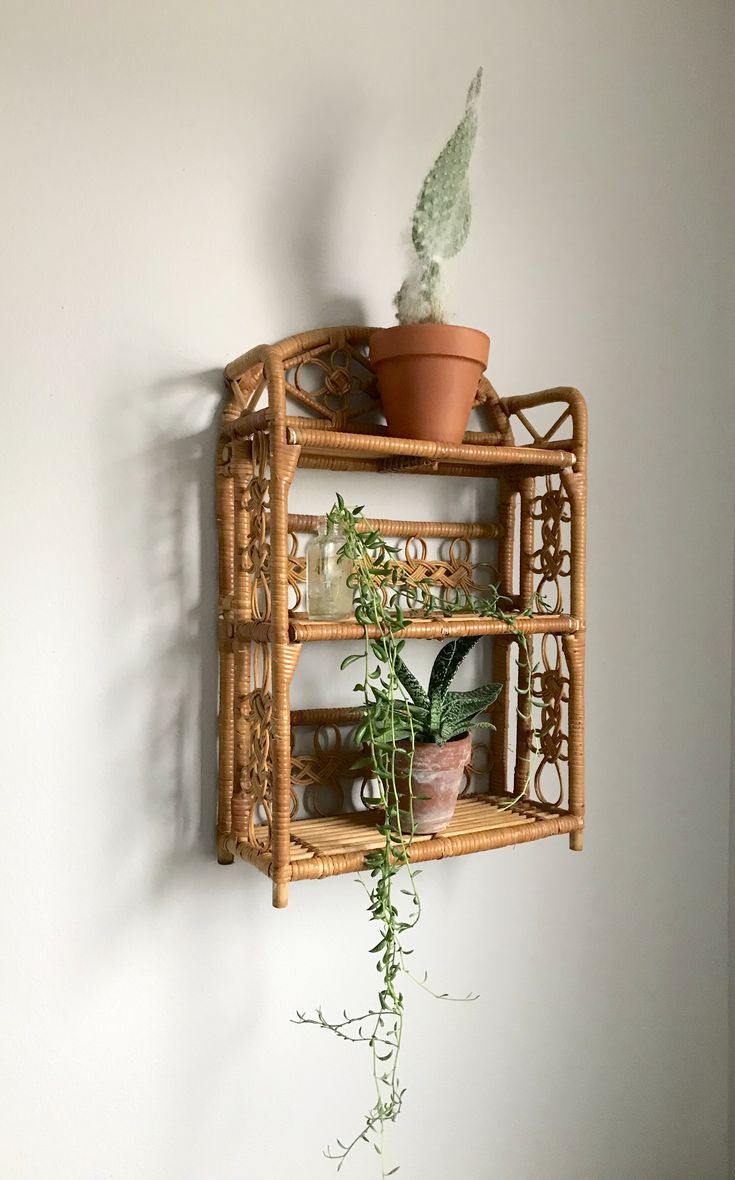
(370, 68, 489, 444)
(392, 637, 502, 833)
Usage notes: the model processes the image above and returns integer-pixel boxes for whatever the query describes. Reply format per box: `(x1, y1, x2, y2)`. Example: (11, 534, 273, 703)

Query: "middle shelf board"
(234, 612, 580, 644)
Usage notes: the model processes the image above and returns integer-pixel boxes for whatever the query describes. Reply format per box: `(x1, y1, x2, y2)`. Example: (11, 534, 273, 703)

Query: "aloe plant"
(395, 67, 483, 325)
(395, 635, 501, 744)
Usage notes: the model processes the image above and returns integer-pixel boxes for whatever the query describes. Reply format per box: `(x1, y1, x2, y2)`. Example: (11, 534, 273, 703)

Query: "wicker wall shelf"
(217, 327, 587, 907)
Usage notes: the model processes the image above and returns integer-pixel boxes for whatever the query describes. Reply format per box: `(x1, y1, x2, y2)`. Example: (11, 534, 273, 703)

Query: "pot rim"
(398, 732, 472, 750)
(395, 733, 473, 768)
(369, 322, 490, 366)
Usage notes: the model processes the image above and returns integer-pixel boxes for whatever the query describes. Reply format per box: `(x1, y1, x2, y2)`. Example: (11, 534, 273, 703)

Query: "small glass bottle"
(306, 517, 354, 620)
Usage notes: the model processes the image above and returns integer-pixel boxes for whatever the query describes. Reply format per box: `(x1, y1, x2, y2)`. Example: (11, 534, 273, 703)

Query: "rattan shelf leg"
(232, 439, 254, 844)
(216, 434, 236, 853)
(563, 454, 586, 852)
(489, 480, 515, 793)
(564, 629, 585, 851)
(514, 478, 535, 794)
(268, 354, 298, 909)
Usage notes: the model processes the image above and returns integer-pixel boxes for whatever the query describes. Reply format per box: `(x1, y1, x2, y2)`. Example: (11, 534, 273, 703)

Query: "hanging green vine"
(295, 498, 544, 1176)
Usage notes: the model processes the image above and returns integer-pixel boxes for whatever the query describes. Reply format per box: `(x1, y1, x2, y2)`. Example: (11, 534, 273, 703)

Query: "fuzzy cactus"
(394, 67, 483, 325)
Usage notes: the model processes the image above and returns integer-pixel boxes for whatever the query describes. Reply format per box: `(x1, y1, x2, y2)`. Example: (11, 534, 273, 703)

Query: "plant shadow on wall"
(253, 87, 369, 331)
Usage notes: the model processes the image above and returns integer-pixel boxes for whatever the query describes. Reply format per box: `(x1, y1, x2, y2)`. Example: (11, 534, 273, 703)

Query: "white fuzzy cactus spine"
(394, 67, 483, 325)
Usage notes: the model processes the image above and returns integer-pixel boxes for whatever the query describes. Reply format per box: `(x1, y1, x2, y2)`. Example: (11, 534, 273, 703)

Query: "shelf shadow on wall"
(148, 371, 224, 870)
(99, 368, 227, 900)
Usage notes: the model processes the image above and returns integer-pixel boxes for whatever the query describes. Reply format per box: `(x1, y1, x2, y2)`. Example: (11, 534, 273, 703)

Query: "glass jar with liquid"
(305, 517, 354, 620)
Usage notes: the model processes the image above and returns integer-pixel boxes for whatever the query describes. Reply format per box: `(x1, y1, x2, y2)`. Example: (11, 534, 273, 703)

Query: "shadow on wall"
(250, 84, 371, 333)
(97, 368, 225, 901)
(97, 309, 374, 905)
(149, 371, 223, 863)
(97, 88, 375, 902)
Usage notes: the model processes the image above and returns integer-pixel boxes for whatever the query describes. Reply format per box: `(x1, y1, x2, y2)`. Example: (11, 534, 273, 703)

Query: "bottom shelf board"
(227, 794, 583, 882)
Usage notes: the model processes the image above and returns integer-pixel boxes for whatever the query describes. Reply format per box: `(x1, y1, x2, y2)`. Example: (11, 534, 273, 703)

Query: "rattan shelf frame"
(216, 326, 587, 907)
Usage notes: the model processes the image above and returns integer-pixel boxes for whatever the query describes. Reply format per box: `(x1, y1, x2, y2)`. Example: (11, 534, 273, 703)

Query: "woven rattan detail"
(285, 342, 379, 428)
(244, 433, 271, 621)
(532, 634, 570, 807)
(286, 523, 499, 614)
(231, 641, 274, 848)
(531, 475, 572, 614)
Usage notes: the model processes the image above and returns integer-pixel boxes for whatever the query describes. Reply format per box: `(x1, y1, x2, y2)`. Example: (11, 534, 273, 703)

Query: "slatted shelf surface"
(223, 795, 583, 882)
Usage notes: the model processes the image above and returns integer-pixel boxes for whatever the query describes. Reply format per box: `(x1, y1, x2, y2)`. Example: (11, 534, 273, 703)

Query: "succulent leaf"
(392, 636, 499, 745)
(394, 654, 430, 708)
(444, 681, 503, 717)
(427, 635, 481, 701)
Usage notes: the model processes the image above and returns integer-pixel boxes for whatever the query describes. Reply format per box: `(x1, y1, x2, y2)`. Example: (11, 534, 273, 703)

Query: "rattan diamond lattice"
(217, 326, 587, 906)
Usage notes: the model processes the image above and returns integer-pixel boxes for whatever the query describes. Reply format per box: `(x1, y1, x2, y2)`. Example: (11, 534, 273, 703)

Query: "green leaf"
(340, 652, 362, 670)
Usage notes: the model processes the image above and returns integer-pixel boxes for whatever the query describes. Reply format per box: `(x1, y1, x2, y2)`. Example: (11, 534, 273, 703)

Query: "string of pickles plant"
(295, 497, 543, 1176)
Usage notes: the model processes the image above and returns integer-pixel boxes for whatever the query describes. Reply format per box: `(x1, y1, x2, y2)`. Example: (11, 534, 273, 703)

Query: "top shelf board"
(228, 412, 576, 478)
(285, 425, 576, 476)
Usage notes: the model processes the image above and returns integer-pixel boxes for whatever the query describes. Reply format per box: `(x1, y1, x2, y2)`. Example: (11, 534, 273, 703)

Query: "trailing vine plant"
(295, 497, 544, 1176)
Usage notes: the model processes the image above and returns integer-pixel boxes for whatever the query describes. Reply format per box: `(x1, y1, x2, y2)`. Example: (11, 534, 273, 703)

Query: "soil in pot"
(394, 733, 472, 835)
(369, 323, 490, 445)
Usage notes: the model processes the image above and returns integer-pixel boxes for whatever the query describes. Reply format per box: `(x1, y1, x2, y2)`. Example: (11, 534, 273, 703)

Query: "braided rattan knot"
(324, 364, 352, 401)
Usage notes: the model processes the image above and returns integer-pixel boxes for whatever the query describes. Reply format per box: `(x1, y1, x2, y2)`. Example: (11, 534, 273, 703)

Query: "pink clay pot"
(395, 734, 472, 835)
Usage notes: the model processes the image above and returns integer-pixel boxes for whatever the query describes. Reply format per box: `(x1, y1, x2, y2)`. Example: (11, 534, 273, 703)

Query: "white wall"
(1, 2, 733, 1178)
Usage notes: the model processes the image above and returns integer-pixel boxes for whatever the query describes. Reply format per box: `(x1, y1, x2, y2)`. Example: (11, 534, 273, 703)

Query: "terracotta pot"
(369, 323, 490, 444)
(395, 734, 472, 835)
